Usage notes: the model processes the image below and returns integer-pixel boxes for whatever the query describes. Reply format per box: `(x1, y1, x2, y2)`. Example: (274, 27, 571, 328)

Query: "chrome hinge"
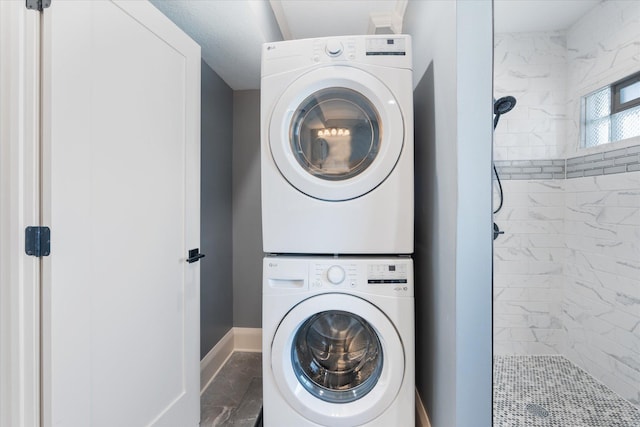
(25, 226, 51, 257)
(26, 0, 51, 12)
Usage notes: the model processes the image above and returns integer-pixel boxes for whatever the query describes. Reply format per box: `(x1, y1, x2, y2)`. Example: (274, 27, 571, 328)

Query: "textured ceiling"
(270, 0, 400, 40)
(494, 0, 601, 33)
(150, 0, 283, 90)
(150, 0, 404, 90)
(150, 1, 603, 90)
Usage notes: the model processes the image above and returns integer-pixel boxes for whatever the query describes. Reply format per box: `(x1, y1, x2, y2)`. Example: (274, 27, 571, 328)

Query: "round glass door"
(270, 293, 405, 427)
(291, 310, 383, 403)
(290, 88, 381, 181)
(269, 66, 405, 201)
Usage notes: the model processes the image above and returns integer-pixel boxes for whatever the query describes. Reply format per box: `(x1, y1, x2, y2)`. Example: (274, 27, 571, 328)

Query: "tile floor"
(200, 352, 263, 427)
(493, 355, 640, 427)
(202, 352, 640, 427)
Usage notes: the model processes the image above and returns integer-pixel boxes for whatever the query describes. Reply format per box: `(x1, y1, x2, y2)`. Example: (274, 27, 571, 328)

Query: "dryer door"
(270, 293, 405, 427)
(269, 66, 405, 201)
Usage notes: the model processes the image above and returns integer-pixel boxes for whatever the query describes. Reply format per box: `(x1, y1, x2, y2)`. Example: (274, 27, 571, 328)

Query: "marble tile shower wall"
(561, 171, 640, 408)
(493, 180, 566, 355)
(493, 31, 568, 161)
(493, 30, 570, 356)
(493, 1, 640, 409)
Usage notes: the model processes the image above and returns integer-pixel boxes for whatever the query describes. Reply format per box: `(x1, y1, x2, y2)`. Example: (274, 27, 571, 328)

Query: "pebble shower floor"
(493, 355, 640, 427)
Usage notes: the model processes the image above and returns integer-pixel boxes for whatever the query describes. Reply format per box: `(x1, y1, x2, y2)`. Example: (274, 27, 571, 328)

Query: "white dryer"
(261, 35, 414, 254)
(262, 256, 414, 427)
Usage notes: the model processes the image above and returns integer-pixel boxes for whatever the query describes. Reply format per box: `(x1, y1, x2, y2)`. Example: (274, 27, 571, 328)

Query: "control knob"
(327, 265, 345, 285)
(325, 40, 343, 57)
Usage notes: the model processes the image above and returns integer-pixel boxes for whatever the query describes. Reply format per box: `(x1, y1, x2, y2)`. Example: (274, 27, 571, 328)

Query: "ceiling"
(150, 0, 602, 91)
(494, 0, 601, 34)
(269, 0, 404, 40)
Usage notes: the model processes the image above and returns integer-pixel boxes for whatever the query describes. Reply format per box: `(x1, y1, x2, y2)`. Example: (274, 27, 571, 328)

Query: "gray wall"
(406, 1, 493, 426)
(232, 90, 262, 328)
(200, 60, 233, 359)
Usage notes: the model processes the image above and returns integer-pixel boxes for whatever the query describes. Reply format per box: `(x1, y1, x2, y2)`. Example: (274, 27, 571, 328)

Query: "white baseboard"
(200, 327, 263, 394)
(233, 327, 262, 352)
(200, 328, 235, 394)
(415, 389, 432, 427)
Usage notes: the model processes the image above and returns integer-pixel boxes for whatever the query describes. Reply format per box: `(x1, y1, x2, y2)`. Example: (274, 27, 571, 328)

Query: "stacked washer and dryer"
(261, 35, 415, 427)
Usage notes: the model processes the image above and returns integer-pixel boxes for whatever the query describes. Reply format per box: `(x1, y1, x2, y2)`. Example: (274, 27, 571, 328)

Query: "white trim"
(199, 329, 235, 394)
(233, 327, 262, 352)
(395, 0, 408, 18)
(268, 0, 292, 40)
(200, 328, 263, 394)
(368, 9, 405, 35)
(0, 3, 41, 427)
(368, 12, 395, 35)
(415, 389, 432, 427)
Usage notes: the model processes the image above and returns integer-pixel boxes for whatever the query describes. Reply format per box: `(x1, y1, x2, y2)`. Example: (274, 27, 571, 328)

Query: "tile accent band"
(495, 144, 640, 180)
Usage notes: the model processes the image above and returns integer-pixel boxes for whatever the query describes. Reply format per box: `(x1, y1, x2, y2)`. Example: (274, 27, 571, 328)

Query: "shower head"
(494, 96, 517, 115)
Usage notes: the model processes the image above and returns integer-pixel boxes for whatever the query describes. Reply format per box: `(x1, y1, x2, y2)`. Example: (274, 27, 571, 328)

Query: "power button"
(325, 40, 343, 57)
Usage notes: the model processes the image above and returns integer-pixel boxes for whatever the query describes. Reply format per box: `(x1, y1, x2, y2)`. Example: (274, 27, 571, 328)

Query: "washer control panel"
(312, 263, 358, 288)
(305, 258, 412, 296)
(367, 263, 408, 284)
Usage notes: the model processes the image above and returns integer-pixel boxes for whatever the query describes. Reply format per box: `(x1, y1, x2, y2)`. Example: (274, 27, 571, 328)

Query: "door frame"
(0, 2, 41, 427)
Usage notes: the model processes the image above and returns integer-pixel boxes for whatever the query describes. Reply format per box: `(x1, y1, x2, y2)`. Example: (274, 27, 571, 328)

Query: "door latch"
(186, 248, 205, 263)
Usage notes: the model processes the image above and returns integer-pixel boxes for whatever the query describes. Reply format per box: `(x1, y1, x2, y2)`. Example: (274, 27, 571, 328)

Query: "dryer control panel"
(365, 37, 407, 56)
(262, 35, 412, 77)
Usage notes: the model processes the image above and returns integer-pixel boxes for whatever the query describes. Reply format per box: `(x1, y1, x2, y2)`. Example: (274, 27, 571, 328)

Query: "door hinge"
(26, 0, 51, 12)
(25, 226, 51, 257)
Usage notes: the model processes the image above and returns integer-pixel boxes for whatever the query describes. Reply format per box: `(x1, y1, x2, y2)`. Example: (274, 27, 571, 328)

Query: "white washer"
(261, 35, 414, 254)
(262, 256, 414, 427)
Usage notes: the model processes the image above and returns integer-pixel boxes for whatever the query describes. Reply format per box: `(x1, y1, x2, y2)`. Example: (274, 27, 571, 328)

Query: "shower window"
(581, 70, 640, 148)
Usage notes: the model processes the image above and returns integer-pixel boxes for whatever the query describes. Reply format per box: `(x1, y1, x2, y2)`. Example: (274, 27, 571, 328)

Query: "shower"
(493, 2, 640, 424)
(493, 95, 517, 128)
(492, 95, 516, 240)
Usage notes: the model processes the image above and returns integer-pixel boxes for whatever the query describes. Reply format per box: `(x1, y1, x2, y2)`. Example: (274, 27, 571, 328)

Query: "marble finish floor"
(200, 352, 263, 427)
(494, 355, 640, 427)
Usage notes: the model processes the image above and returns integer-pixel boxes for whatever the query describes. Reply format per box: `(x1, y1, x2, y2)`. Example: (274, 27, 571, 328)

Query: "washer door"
(269, 66, 404, 201)
(271, 293, 405, 427)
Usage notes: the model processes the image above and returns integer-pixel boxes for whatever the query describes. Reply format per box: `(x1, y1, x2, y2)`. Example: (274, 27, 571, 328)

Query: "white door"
(40, 2, 201, 426)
